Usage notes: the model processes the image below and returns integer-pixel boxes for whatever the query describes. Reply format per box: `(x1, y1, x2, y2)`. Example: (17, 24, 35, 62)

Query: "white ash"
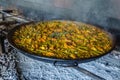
(0, 52, 19, 80)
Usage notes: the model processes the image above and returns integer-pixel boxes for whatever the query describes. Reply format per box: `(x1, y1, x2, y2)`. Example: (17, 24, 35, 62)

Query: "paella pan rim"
(7, 20, 116, 62)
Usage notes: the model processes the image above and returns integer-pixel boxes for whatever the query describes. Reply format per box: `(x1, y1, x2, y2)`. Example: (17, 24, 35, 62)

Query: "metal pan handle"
(53, 61, 78, 67)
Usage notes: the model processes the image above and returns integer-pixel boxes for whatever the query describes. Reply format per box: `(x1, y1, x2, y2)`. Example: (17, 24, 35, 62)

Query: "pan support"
(53, 61, 105, 80)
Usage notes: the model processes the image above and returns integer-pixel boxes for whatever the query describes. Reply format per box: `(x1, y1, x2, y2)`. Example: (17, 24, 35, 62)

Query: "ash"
(0, 52, 19, 80)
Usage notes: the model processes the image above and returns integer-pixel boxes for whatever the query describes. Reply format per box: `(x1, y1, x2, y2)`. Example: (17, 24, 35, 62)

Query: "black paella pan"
(7, 20, 116, 65)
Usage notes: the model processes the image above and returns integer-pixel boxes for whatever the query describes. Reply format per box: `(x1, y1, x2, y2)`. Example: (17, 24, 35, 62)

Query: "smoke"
(0, 0, 119, 31)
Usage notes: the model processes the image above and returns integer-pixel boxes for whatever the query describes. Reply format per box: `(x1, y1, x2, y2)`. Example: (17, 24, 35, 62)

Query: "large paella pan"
(7, 20, 115, 62)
